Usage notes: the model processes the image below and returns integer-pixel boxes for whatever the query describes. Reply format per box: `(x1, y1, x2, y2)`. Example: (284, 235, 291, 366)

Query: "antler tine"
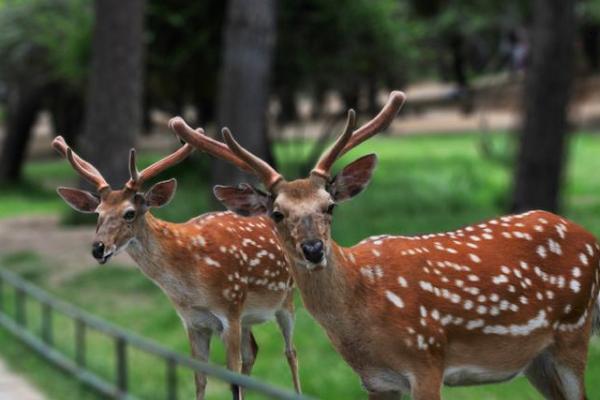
(52, 136, 106, 180)
(168, 117, 255, 174)
(128, 148, 140, 183)
(310, 91, 406, 180)
(311, 109, 356, 179)
(221, 127, 283, 190)
(66, 148, 110, 192)
(339, 90, 406, 158)
(126, 142, 195, 191)
(51, 135, 69, 157)
(52, 136, 110, 193)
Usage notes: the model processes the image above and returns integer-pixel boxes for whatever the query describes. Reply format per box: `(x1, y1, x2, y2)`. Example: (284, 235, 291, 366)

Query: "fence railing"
(0, 266, 310, 400)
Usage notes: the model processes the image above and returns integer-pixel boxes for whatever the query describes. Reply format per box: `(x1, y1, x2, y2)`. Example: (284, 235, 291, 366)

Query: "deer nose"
(92, 241, 105, 259)
(301, 239, 324, 263)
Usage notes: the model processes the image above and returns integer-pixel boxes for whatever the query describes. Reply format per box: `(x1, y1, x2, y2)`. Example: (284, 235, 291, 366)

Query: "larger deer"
(172, 92, 600, 400)
(52, 136, 301, 400)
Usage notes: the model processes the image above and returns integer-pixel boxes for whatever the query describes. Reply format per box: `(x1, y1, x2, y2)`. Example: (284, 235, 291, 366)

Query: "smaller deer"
(52, 136, 301, 400)
(172, 92, 600, 400)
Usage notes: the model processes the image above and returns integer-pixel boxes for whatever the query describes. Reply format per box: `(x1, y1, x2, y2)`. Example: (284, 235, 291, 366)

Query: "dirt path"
(0, 215, 135, 282)
(0, 358, 46, 400)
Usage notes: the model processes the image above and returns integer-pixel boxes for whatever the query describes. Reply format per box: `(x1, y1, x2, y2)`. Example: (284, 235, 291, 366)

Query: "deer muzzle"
(301, 239, 324, 264)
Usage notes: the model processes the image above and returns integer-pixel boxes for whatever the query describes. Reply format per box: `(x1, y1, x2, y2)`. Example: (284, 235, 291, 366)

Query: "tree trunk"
(511, 0, 575, 213)
(212, 0, 277, 187)
(581, 22, 600, 72)
(0, 83, 44, 183)
(48, 83, 84, 144)
(77, 0, 145, 188)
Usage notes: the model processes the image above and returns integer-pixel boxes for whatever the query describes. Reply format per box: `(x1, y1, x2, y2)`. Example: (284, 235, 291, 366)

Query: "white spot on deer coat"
(385, 291, 404, 308)
(536, 245, 547, 258)
(548, 239, 562, 255)
(469, 254, 481, 263)
(483, 310, 548, 336)
(570, 279, 581, 293)
(586, 244, 594, 256)
(204, 257, 221, 267)
(466, 319, 485, 330)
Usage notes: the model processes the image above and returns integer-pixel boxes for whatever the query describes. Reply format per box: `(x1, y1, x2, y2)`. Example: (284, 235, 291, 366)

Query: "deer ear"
(329, 154, 377, 203)
(57, 187, 100, 213)
(144, 179, 177, 208)
(213, 184, 271, 216)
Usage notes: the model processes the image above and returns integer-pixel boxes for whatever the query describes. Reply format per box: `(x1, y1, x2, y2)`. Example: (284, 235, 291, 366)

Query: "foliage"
(0, 0, 91, 89)
(405, 0, 532, 81)
(580, 0, 600, 22)
(146, 0, 418, 119)
(145, 1, 226, 115)
(274, 0, 415, 102)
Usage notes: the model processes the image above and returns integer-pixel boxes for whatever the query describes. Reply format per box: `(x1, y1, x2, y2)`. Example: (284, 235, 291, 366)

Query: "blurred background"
(1, 0, 600, 399)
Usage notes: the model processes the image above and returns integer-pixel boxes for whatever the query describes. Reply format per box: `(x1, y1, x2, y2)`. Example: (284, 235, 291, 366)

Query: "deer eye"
(123, 210, 136, 221)
(325, 204, 336, 215)
(271, 210, 284, 223)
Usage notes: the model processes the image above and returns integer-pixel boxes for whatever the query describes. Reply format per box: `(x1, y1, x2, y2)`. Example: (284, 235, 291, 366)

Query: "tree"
(512, 0, 576, 212)
(77, 0, 145, 188)
(212, 0, 277, 187)
(274, 0, 409, 118)
(0, 0, 90, 183)
(145, 1, 226, 121)
(0, 84, 45, 182)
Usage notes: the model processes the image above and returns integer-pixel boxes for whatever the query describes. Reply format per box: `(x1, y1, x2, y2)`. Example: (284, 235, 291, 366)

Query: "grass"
(1, 131, 600, 399)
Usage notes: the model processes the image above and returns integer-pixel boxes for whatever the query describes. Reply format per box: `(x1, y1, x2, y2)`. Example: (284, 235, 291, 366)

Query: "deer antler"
(168, 117, 255, 175)
(221, 128, 283, 190)
(52, 136, 111, 194)
(125, 142, 195, 191)
(311, 90, 406, 180)
(169, 91, 405, 189)
(311, 110, 356, 179)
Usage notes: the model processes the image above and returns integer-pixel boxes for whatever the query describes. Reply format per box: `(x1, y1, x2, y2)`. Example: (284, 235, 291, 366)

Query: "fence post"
(0, 276, 4, 313)
(41, 302, 53, 345)
(0, 275, 5, 314)
(115, 337, 128, 395)
(75, 319, 86, 367)
(166, 357, 177, 400)
(15, 287, 26, 326)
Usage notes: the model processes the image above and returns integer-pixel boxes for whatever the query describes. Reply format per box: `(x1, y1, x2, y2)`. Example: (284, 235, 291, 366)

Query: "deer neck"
(290, 241, 356, 328)
(126, 213, 177, 282)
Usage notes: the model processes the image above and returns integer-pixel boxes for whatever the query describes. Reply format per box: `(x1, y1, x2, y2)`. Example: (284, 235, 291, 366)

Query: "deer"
(51, 136, 301, 400)
(170, 91, 600, 400)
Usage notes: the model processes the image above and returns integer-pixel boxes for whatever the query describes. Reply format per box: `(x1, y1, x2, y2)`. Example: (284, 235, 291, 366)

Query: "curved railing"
(0, 267, 311, 400)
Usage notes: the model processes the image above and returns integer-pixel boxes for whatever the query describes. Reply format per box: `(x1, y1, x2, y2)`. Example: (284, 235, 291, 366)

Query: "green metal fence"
(0, 267, 310, 400)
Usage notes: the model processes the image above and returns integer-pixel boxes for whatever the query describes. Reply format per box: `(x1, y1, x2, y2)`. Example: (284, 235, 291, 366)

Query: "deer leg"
(526, 332, 589, 400)
(275, 296, 302, 393)
(551, 331, 590, 400)
(187, 327, 212, 400)
(241, 328, 259, 375)
(224, 317, 243, 400)
(410, 369, 442, 400)
(555, 363, 586, 400)
(524, 350, 567, 400)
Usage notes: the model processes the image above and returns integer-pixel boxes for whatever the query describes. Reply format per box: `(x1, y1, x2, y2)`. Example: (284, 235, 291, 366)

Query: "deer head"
(52, 136, 194, 264)
(170, 91, 406, 270)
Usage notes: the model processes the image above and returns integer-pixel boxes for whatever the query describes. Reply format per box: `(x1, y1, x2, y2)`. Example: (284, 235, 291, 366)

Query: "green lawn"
(1, 131, 600, 399)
